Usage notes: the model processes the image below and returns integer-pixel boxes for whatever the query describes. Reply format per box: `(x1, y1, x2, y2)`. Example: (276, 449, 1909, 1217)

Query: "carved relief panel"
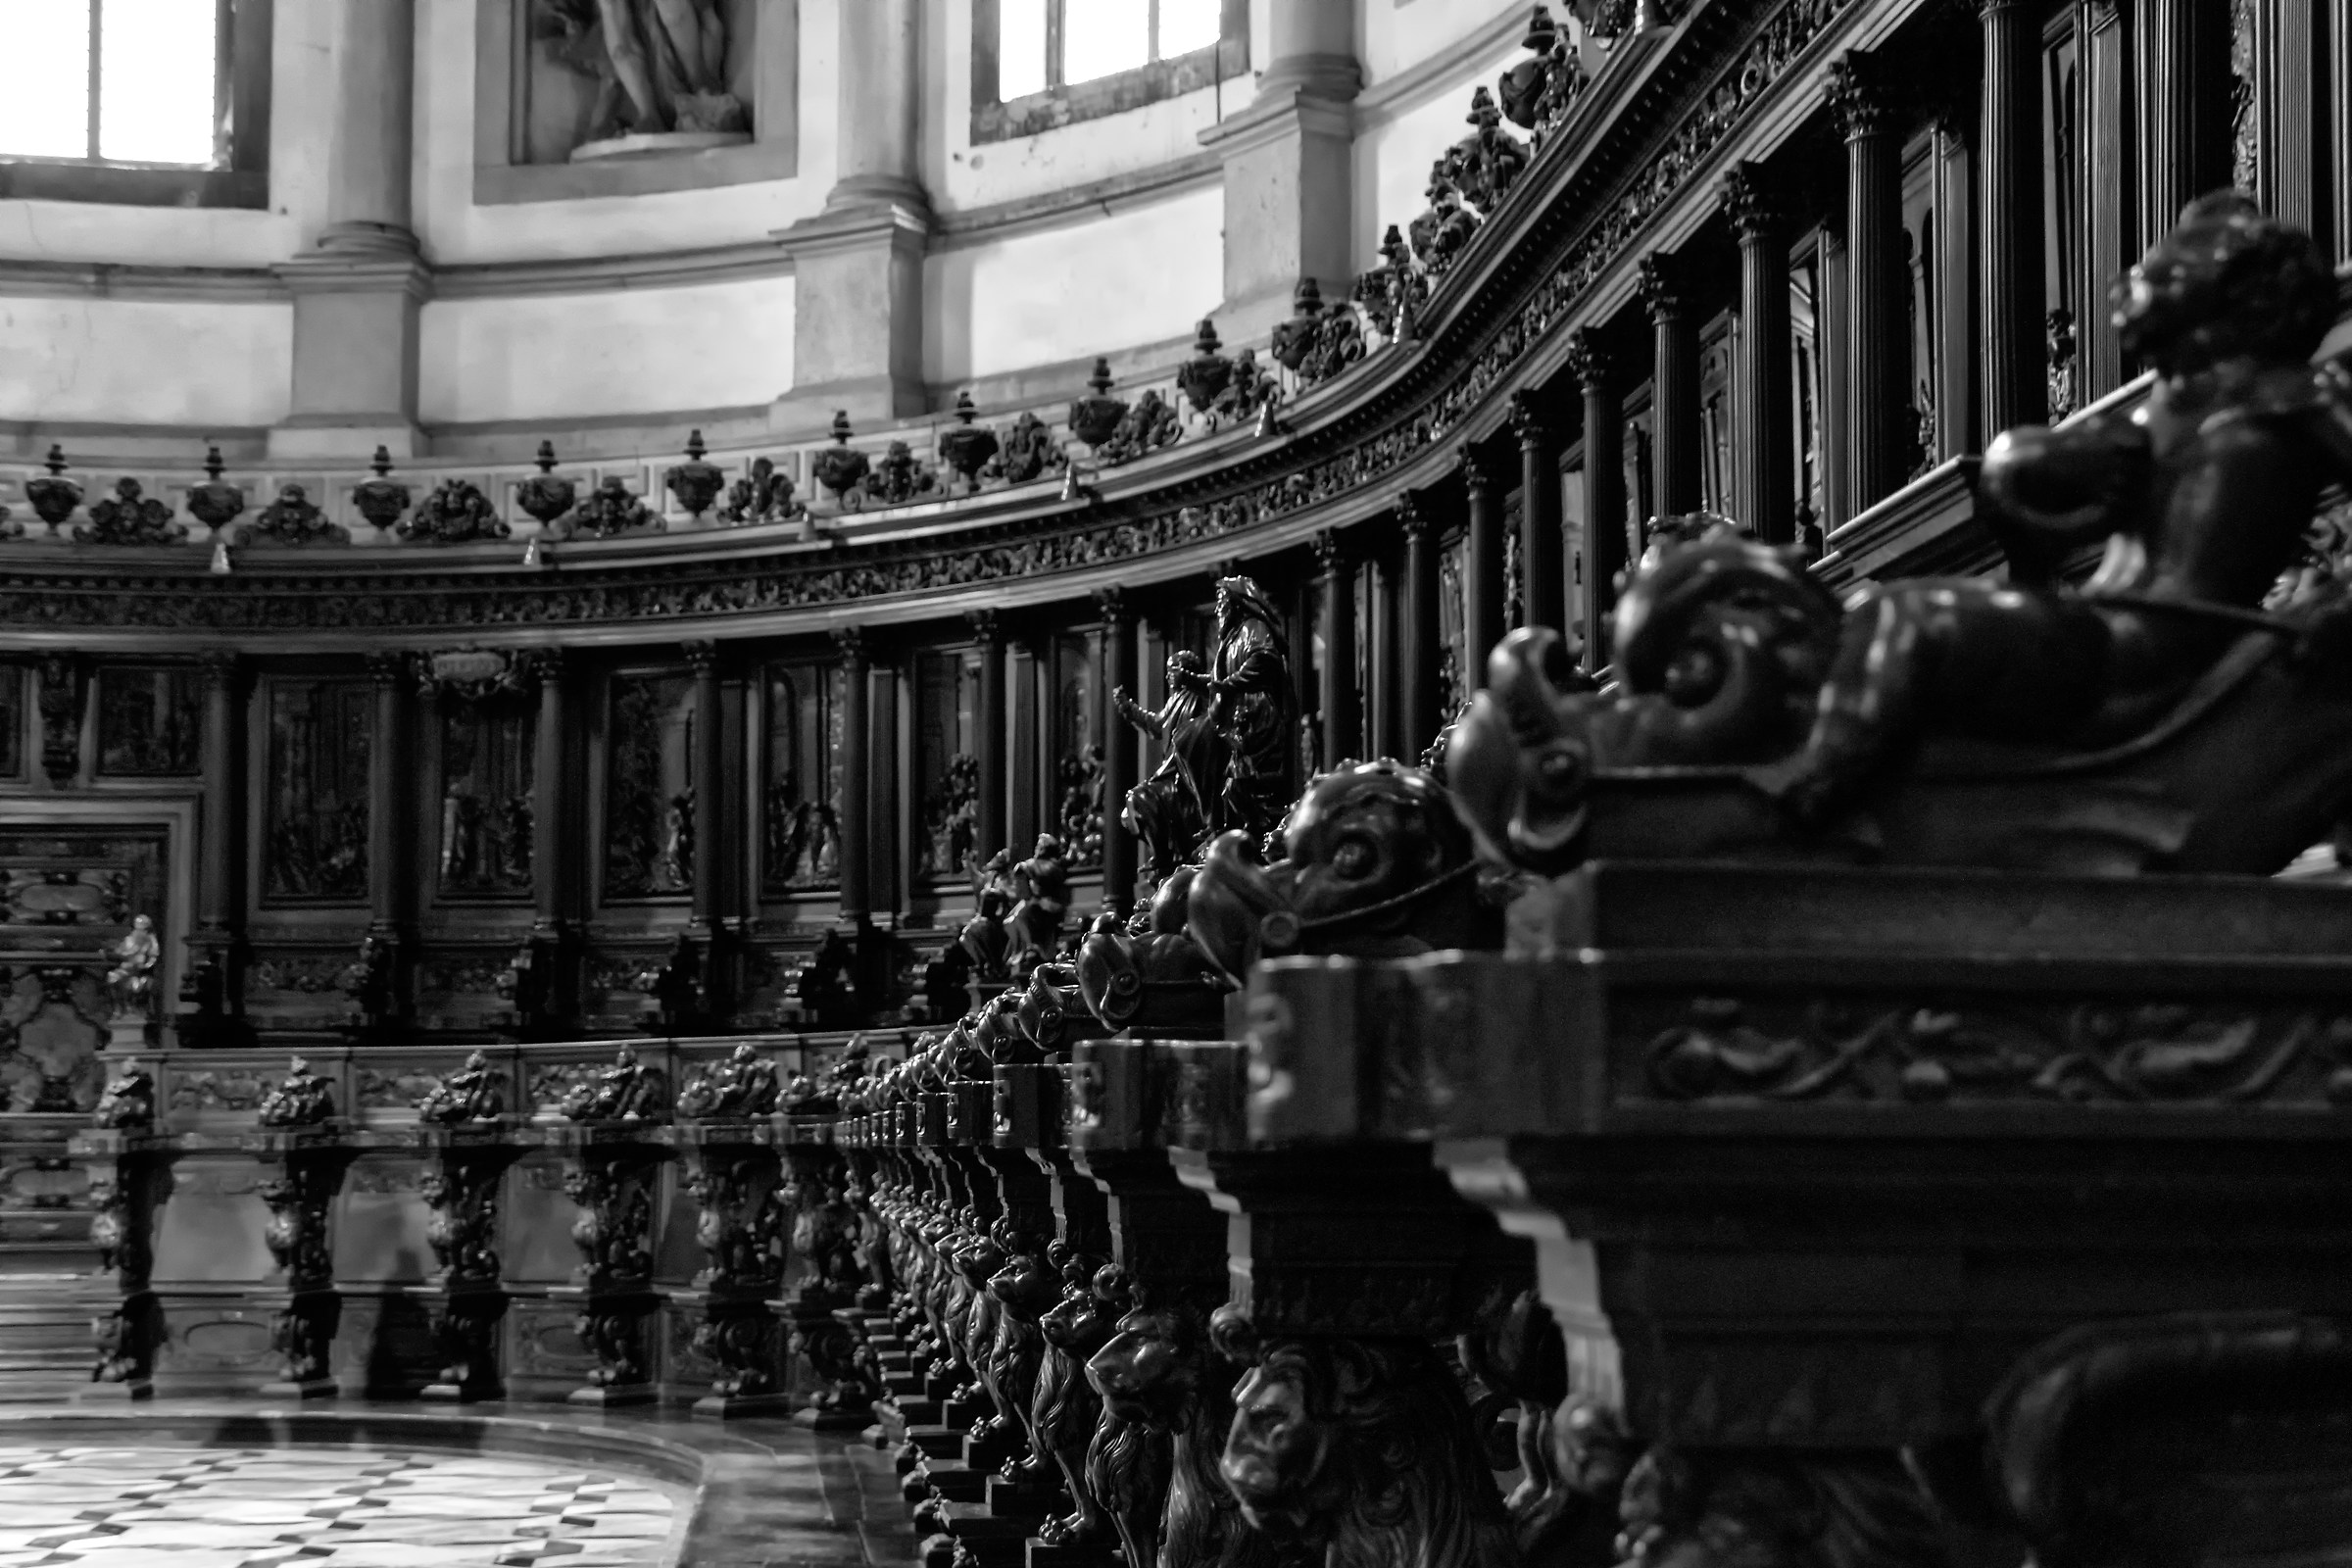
(435, 694, 535, 900)
(0, 665, 23, 781)
(96, 667, 200, 777)
(605, 672, 696, 900)
(264, 679, 372, 903)
(761, 661, 838, 896)
(517, 0, 759, 163)
(912, 648, 974, 883)
(0, 829, 158, 1110)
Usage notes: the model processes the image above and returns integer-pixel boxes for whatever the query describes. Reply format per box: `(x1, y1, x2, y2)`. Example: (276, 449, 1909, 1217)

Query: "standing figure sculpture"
(105, 914, 160, 1020)
(1201, 576, 1298, 848)
(536, 0, 746, 142)
(1112, 651, 1227, 883)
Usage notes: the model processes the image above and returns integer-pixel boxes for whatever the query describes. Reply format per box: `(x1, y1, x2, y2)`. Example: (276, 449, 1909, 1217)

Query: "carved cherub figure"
(676, 1041, 781, 1119)
(92, 1057, 155, 1131)
(256, 1056, 337, 1127)
(1769, 193, 2352, 819)
(560, 1044, 668, 1122)
(105, 914, 160, 1020)
(417, 1050, 505, 1124)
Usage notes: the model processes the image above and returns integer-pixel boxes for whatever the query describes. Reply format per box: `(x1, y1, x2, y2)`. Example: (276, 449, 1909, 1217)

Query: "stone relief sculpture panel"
(523, 0, 758, 164)
(264, 680, 372, 904)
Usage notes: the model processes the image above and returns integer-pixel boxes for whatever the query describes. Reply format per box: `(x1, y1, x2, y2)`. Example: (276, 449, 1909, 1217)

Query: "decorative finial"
(369, 445, 394, 477)
(954, 390, 979, 424)
(685, 428, 708, 460)
(203, 444, 225, 480)
(42, 443, 67, 476)
(829, 410, 854, 444)
(1087, 358, 1115, 396)
(534, 439, 557, 473)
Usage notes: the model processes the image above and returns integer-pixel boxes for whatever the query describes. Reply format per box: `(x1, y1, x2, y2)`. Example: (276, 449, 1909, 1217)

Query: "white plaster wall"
(417, 274, 796, 423)
(0, 0, 333, 269)
(0, 298, 293, 426)
(1356, 0, 1526, 88)
(410, 0, 834, 266)
(922, 0, 1260, 214)
(923, 185, 1223, 384)
(1349, 22, 1533, 263)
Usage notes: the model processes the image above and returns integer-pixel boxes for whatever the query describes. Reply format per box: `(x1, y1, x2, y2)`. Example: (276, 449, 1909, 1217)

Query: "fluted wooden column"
(1976, 0, 2046, 436)
(365, 654, 412, 937)
(1096, 590, 1138, 911)
(1723, 165, 1793, 543)
(2134, 0, 2230, 254)
(870, 646, 901, 920)
(1369, 554, 1399, 760)
(1401, 497, 1441, 749)
(530, 649, 569, 933)
(1831, 51, 1907, 514)
(1931, 108, 1978, 456)
(684, 641, 724, 931)
(969, 611, 1006, 859)
(1314, 531, 1361, 766)
(833, 629, 869, 923)
(1640, 255, 1701, 520)
(1509, 393, 1567, 634)
(196, 654, 244, 946)
(1462, 449, 1505, 683)
(1567, 329, 1625, 673)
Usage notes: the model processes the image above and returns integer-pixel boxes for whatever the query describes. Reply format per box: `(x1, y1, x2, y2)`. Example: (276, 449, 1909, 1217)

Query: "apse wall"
(0, 0, 1543, 456)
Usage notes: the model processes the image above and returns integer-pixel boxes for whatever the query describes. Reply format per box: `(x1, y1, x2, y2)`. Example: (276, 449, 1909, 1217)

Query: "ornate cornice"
(0, 0, 1870, 642)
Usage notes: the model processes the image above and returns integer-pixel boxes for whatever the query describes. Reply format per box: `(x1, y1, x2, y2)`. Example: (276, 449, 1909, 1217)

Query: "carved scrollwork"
(1098, 390, 1183, 466)
(420, 1156, 504, 1287)
(399, 478, 510, 545)
(1448, 86, 1531, 213)
(716, 455, 805, 525)
(255, 1056, 337, 1126)
(1270, 278, 1367, 388)
(1353, 224, 1432, 343)
(563, 1154, 659, 1285)
(1497, 4, 1590, 148)
(76, 478, 185, 546)
(865, 439, 941, 506)
(1407, 162, 1483, 277)
(245, 482, 349, 546)
(985, 411, 1069, 485)
(563, 474, 660, 540)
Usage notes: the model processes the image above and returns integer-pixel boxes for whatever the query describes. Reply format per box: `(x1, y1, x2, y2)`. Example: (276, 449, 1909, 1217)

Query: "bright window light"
(1064, 0, 1149, 86)
(0, 1, 93, 159)
(1158, 0, 1221, 58)
(99, 0, 218, 163)
(999, 0, 1047, 99)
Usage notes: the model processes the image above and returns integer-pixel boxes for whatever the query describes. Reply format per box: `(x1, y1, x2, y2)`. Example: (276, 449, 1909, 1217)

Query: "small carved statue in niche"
(1113, 651, 1227, 883)
(677, 1041, 782, 1119)
(535, 0, 747, 143)
(560, 1044, 668, 1122)
(417, 1050, 505, 1124)
(661, 788, 696, 889)
(104, 914, 160, 1020)
(256, 1056, 337, 1128)
(92, 1056, 155, 1130)
(1202, 576, 1298, 849)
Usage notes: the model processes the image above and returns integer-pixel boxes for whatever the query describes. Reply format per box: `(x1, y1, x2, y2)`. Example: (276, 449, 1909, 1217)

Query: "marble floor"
(0, 1446, 684, 1568)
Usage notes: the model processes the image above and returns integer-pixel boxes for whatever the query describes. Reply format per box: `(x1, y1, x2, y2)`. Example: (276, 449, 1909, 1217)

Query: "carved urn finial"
(810, 411, 871, 505)
(186, 444, 247, 535)
(1174, 318, 1237, 418)
(1067, 358, 1129, 450)
(351, 444, 412, 533)
(664, 428, 725, 520)
(24, 443, 81, 534)
(515, 439, 576, 533)
(937, 391, 1002, 494)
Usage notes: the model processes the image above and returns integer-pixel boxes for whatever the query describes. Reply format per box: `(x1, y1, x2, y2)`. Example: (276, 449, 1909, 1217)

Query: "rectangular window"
(973, 0, 1248, 144)
(0, 0, 226, 167)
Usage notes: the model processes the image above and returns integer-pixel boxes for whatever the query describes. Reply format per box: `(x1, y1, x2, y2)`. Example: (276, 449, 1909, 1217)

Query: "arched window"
(0, 0, 268, 208)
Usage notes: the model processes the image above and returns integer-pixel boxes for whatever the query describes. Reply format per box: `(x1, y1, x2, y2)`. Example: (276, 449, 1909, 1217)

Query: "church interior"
(2, 0, 2349, 1564)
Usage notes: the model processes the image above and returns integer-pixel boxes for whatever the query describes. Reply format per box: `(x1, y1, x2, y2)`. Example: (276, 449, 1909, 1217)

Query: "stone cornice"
(0, 0, 1910, 647)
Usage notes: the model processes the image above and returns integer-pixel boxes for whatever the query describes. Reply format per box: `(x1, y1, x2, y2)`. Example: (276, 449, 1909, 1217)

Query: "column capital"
(1507, 389, 1553, 449)
(681, 639, 719, 674)
(196, 651, 244, 690)
(831, 625, 869, 665)
(1397, 493, 1432, 542)
(514, 646, 565, 689)
(1458, 444, 1504, 494)
(1638, 253, 1690, 324)
(1564, 328, 1616, 394)
(1093, 587, 1135, 626)
(1828, 50, 1898, 142)
(1312, 528, 1352, 575)
(966, 609, 1003, 645)
(364, 652, 407, 690)
(1720, 162, 1785, 242)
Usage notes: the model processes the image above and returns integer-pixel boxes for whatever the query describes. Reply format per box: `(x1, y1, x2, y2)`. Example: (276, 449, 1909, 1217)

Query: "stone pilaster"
(774, 0, 929, 426)
(1199, 0, 1361, 339)
(270, 0, 427, 460)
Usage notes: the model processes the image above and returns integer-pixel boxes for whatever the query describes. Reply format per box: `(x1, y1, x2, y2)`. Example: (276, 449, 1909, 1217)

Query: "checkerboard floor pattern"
(0, 1446, 680, 1568)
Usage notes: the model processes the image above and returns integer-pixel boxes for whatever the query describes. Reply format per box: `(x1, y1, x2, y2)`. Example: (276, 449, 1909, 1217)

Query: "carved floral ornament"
(1, 0, 1852, 628)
